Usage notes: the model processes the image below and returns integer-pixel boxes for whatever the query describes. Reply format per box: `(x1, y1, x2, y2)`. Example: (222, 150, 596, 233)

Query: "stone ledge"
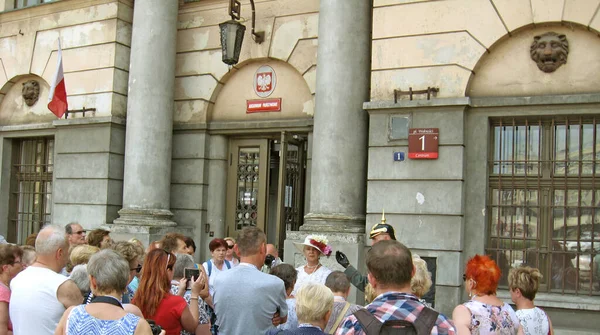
(365, 93, 600, 112)
(0, 122, 55, 132)
(53, 116, 125, 127)
(365, 98, 470, 111)
(497, 290, 600, 311)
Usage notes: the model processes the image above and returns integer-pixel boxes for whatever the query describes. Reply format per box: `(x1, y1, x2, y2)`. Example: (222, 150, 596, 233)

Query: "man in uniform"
(335, 213, 396, 292)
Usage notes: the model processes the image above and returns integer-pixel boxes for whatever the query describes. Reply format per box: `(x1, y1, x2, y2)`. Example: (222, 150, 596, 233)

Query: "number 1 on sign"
(419, 135, 425, 151)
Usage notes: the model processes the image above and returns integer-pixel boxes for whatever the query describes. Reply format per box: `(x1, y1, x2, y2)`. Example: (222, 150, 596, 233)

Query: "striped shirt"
(335, 292, 456, 335)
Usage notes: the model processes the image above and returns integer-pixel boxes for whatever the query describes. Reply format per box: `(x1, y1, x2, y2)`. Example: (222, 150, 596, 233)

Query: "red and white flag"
(48, 39, 68, 118)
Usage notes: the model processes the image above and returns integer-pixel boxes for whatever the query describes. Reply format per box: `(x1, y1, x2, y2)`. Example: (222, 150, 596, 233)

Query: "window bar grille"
(13, 138, 53, 244)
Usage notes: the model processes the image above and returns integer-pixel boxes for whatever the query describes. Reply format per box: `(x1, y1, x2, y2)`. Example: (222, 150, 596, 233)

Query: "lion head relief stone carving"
(22, 80, 40, 106)
(530, 32, 569, 73)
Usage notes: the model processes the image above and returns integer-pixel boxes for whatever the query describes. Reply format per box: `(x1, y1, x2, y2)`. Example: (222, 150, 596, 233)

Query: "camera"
(147, 319, 162, 335)
(264, 254, 275, 267)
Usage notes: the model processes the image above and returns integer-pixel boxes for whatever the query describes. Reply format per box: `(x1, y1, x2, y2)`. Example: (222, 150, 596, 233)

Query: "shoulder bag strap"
(328, 302, 352, 334)
(353, 309, 383, 335)
(413, 307, 439, 335)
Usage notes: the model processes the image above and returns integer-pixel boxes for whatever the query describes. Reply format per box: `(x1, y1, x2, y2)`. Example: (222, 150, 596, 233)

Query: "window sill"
(497, 290, 600, 311)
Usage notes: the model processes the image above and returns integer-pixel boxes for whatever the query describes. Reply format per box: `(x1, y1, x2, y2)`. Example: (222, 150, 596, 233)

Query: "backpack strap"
(328, 302, 352, 334)
(205, 261, 212, 277)
(412, 307, 439, 335)
(224, 259, 231, 269)
(353, 309, 383, 335)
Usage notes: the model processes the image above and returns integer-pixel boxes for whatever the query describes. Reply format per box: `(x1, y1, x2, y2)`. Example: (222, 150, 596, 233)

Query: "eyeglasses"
(227, 244, 234, 249)
(72, 230, 86, 235)
(130, 264, 142, 273)
(462, 274, 467, 281)
(165, 251, 173, 270)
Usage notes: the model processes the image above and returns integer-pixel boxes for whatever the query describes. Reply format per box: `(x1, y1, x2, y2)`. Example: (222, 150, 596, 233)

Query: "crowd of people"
(0, 219, 555, 335)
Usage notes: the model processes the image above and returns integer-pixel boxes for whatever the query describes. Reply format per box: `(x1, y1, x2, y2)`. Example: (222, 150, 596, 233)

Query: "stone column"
(303, 0, 372, 232)
(113, 0, 178, 230)
(284, 0, 372, 304)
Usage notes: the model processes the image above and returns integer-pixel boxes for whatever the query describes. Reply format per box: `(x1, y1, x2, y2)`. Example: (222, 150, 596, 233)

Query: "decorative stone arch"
(466, 21, 600, 97)
(208, 58, 314, 122)
(0, 74, 55, 126)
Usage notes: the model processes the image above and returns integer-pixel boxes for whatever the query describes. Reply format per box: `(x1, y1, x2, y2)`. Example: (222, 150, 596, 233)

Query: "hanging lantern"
(219, 20, 246, 66)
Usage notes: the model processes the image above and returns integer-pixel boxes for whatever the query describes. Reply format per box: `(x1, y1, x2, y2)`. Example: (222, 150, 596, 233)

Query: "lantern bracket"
(228, 0, 264, 44)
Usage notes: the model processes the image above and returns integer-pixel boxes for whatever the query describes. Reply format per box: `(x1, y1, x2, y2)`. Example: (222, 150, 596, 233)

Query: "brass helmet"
(369, 210, 396, 240)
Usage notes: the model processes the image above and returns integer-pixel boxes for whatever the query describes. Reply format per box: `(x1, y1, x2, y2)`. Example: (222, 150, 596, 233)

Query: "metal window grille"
(13, 0, 50, 9)
(11, 138, 54, 244)
(487, 116, 600, 296)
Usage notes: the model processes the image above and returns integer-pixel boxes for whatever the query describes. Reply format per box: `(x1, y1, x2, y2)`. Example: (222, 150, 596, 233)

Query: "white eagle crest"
(257, 73, 272, 91)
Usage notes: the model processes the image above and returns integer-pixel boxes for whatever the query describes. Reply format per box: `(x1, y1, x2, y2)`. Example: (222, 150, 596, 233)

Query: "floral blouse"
(515, 307, 550, 335)
(463, 300, 520, 335)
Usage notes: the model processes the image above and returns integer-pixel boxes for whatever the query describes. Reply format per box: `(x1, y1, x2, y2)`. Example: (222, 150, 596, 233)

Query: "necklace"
(305, 263, 320, 274)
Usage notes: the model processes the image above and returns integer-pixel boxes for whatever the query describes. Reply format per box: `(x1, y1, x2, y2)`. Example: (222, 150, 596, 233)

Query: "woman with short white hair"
(269, 283, 333, 335)
(55, 249, 154, 335)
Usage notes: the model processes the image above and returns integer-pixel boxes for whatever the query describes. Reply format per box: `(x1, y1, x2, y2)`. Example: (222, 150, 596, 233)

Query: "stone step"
(555, 328, 599, 335)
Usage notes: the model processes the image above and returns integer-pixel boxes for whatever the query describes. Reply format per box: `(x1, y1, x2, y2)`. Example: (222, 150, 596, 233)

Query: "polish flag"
(48, 39, 68, 118)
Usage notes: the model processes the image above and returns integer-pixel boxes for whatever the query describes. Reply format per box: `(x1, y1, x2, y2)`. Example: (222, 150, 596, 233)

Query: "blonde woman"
(268, 283, 333, 335)
(508, 267, 553, 335)
(411, 255, 433, 308)
(67, 244, 100, 273)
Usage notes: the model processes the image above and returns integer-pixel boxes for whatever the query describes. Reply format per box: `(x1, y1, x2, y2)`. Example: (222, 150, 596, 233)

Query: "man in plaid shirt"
(335, 241, 456, 335)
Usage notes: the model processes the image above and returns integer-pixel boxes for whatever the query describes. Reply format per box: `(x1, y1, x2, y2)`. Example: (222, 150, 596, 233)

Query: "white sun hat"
(293, 235, 332, 256)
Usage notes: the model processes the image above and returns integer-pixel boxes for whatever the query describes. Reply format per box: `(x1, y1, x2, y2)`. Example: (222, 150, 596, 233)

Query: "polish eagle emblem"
(256, 72, 272, 92)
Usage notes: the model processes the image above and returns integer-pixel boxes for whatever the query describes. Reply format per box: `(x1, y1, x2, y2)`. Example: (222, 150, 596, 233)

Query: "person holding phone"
(171, 253, 210, 335)
(133, 249, 204, 335)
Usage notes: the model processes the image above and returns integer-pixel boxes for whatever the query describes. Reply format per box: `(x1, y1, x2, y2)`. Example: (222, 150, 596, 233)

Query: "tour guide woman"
(292, 235, 333, 296)
(133, 249, 204, 335)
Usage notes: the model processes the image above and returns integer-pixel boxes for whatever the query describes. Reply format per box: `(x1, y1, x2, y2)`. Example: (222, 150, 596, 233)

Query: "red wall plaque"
(408, 128, 439, 159)
(246, 98, 282, 113)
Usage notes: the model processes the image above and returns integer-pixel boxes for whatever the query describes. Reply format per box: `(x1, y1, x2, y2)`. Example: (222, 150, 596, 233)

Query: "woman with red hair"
(133, 249, 204, 335)
(452, 255, 523, 335)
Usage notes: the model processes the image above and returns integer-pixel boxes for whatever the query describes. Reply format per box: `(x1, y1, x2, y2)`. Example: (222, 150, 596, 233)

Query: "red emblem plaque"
(408, 128, 439, 159)
(253, 65, 276, 98)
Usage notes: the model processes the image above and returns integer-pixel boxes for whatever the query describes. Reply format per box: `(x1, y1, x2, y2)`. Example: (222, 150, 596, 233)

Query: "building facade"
(0, 0, 598, 331)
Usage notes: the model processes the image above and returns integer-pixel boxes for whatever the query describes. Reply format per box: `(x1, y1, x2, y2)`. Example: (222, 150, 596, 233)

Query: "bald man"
(261, 244, 282, 273)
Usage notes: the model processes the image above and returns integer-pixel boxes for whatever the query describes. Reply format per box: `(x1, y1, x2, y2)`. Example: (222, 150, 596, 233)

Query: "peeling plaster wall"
(371, 0, 600, 101)
(0, 0, 133, 122)
(175, 0, 318, 124)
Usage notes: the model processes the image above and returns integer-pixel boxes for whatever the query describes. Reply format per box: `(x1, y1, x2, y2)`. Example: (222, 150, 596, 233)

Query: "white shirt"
(516, 307, 550, 335)
(292, 264, 332, 296)
(10, 266, 69, 335)
(203, 259, 232, 297)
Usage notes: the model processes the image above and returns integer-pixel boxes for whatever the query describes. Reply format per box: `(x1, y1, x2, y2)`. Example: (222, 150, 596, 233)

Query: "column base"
(283, 229, 367, 305)
(110, 208, 185, 247)
(302, 213, 366, 233)
(113, 208, 177, 227)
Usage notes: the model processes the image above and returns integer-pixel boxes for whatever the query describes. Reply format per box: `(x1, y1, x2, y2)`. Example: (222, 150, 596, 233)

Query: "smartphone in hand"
(184, 268, 200, 290)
